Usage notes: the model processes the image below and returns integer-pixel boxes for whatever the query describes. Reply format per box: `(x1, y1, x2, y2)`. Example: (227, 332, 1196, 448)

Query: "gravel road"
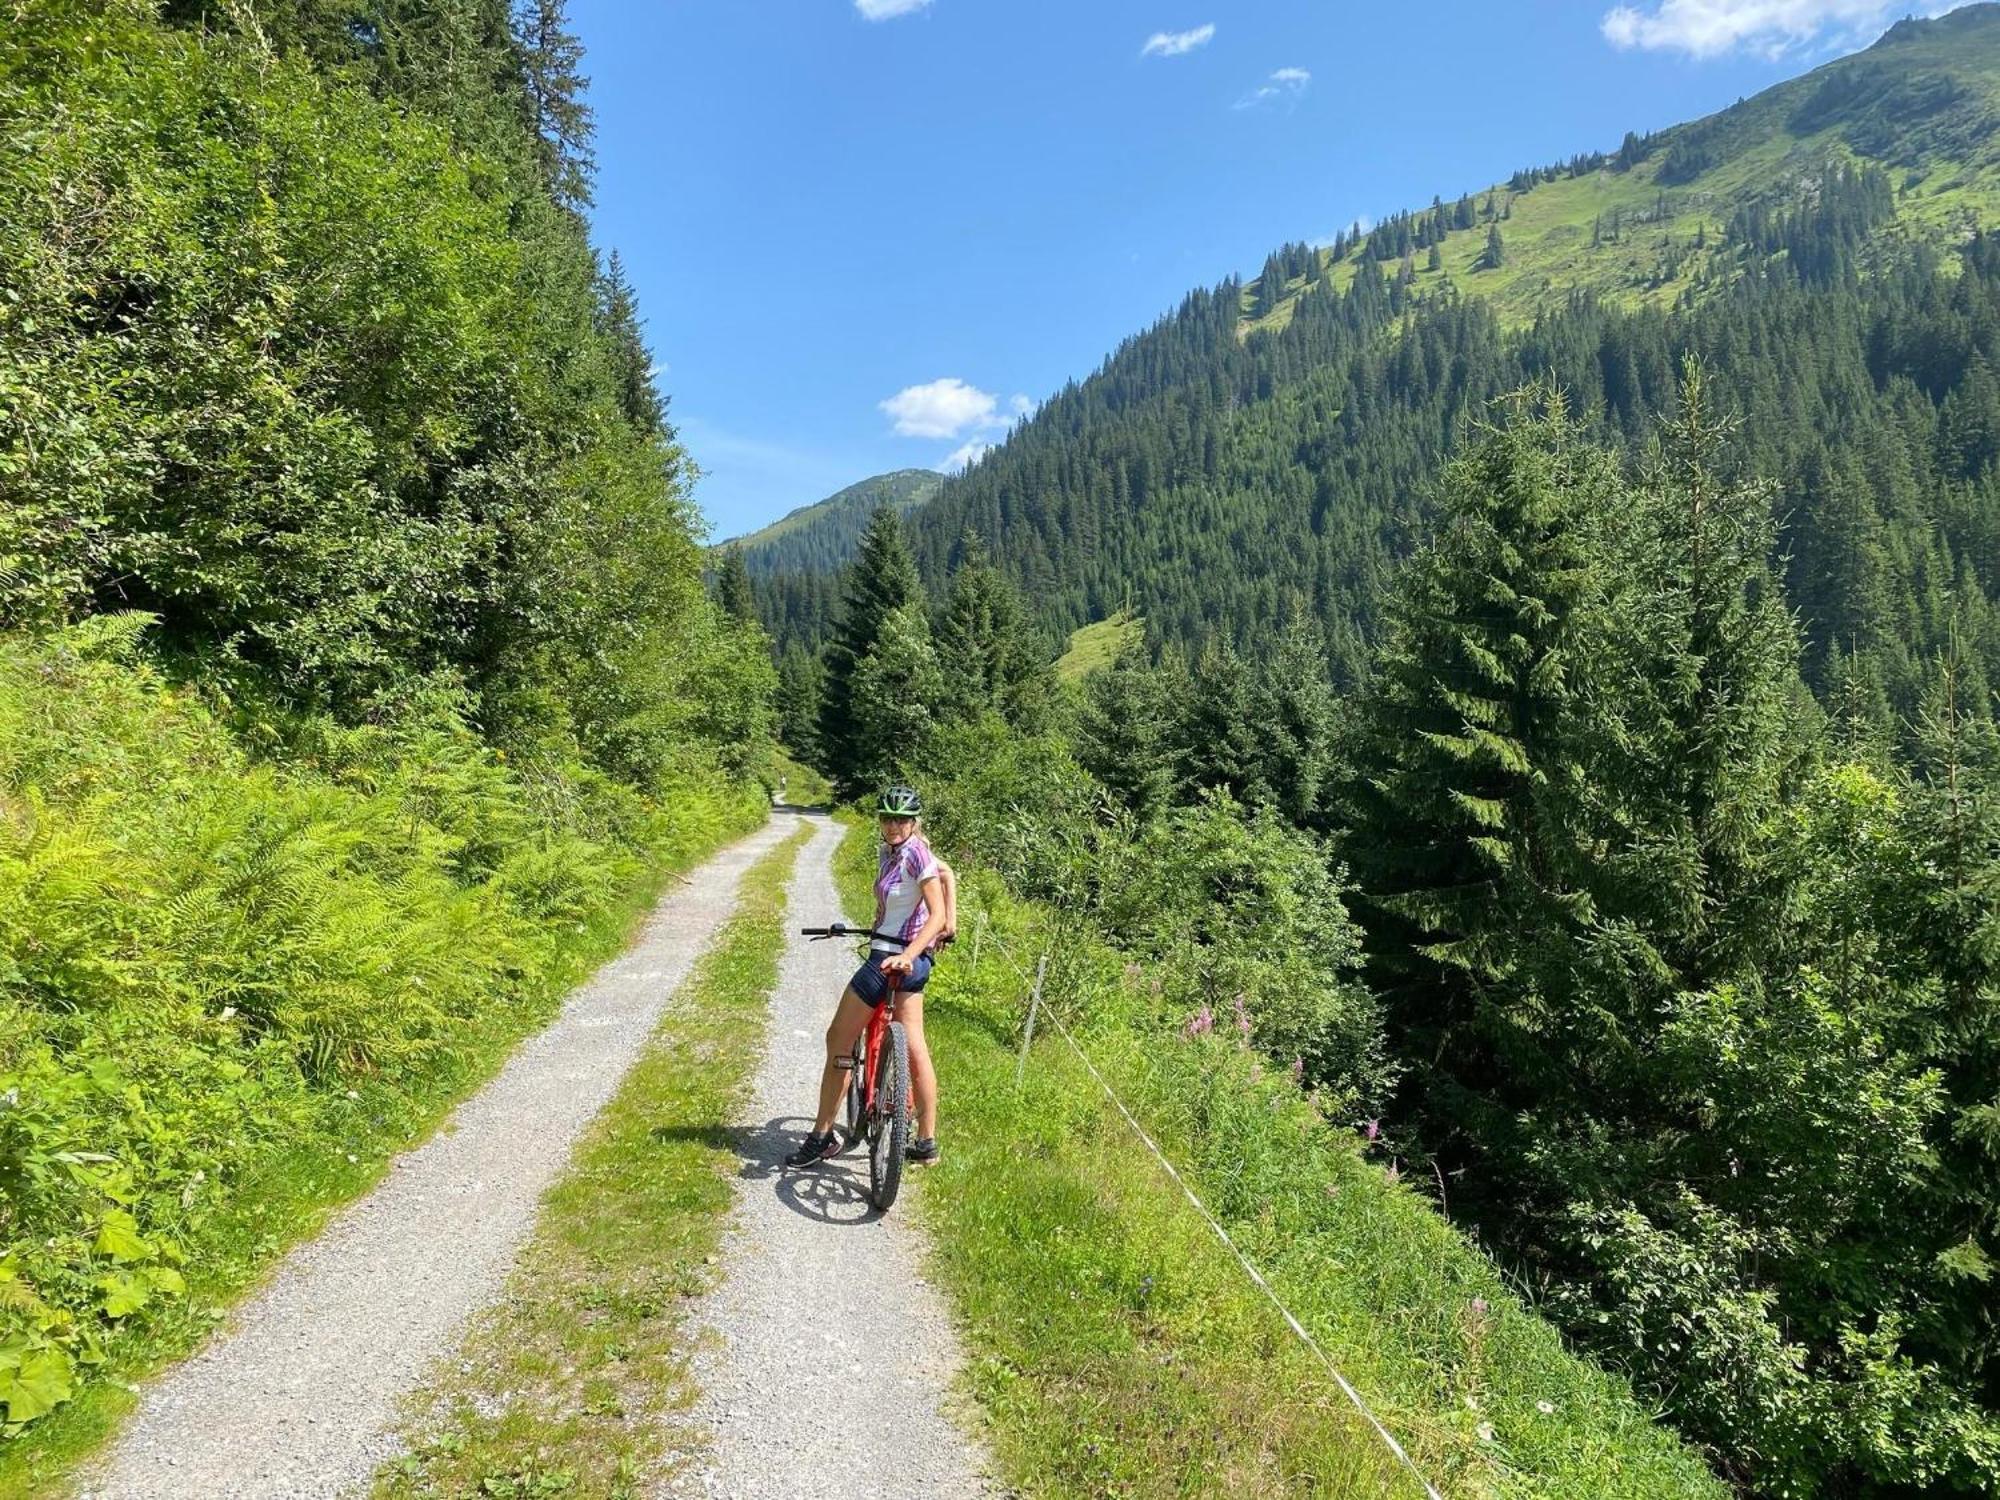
(666, 812, 994, 1500)
(81, 814, 792, 1500)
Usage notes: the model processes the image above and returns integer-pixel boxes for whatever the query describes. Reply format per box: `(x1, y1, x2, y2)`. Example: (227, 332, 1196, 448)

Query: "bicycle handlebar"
(799, 922, 905, 944)
(800, 922, 956, 950)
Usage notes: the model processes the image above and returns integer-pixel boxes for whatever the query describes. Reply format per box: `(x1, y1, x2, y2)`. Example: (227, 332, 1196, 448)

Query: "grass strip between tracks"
(373, 820, 811, 1500)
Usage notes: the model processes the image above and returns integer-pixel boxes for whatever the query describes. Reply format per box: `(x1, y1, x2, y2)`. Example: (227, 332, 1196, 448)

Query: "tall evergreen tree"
(714, 547, 756, 625)
(1260, 605, 1341, 828)
(774, 643, 823, 762)
(597, 250, 665, 434)
(848, 601, 946, 791)
(1076, 642, 1182, 823)
(818, 507, 920, 794)
(935, 531, 1045, 725)
(511, 0, 594, 210)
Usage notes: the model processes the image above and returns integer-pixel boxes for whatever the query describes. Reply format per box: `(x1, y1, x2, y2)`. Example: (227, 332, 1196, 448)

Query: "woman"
(785, 784, 957, 1169)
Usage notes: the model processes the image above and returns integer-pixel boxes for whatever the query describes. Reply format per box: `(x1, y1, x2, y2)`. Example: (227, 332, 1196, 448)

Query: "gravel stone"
(666, 813, 995, 1500)
(81, 815, 794, 1500)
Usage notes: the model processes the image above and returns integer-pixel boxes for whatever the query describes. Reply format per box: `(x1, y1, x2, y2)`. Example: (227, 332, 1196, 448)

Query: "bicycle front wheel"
(868, 1021, 910, 1210)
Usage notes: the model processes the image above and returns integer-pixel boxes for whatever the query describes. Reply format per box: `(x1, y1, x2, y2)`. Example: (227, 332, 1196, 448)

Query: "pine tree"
(1340, 388, 1614, 1019)
(935, 531, 1046, 726)
(848, 601, 946, 791)
(1426, 241, 1443, 273)
(511, 0, 595, 210)
(774, 643, 823, 761)
(818, 508, 921, 794)
(1076, 646, 1180, 822)
(1261, 606, 1341, 828)
(1177, 636, 1274, 809)
(596, 250, 664, 434)
(714, 547, 756, 625)
(1480, 222, 1505, 270)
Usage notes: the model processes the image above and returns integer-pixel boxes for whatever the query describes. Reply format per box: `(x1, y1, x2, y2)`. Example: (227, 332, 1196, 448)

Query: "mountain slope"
(1250, 3, 2000, 336)
(726, 469, 941, 576)
(838, 5, 2000, 709)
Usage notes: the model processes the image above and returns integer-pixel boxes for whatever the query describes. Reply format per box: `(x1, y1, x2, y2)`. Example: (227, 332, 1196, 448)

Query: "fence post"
(1014, 953, 1049, 1087)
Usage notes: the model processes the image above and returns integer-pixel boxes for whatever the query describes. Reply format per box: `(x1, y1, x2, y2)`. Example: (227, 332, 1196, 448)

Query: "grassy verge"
(0, 627, 769, 1498)
(372, 822, 809, 1500)
(833, 825, 1724, 1499)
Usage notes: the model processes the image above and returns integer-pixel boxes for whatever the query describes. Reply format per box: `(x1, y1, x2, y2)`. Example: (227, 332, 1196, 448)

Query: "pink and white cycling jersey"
(873, 833, 941, 952)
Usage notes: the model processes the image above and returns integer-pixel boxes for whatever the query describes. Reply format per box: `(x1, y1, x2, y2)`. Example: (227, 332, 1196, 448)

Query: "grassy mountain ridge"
(809, 2, 2000, 716)
(757, 8, 2000, 672)
(725, 468, 942, 576)
(1249, 2, 2000, 336)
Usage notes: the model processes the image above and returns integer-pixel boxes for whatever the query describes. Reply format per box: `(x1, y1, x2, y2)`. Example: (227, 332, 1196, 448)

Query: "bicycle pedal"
(833, 1056, 856, 1070)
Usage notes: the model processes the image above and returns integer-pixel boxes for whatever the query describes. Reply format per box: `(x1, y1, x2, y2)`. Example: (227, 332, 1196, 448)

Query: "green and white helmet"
(875, 784, 923, 817)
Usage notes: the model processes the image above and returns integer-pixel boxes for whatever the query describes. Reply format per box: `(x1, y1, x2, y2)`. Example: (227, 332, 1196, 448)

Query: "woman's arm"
(937, 859, 959, 941)
(883, 873, 947, 974)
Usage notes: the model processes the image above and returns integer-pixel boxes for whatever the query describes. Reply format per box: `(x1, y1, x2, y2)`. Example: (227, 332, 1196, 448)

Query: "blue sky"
(571, 0, 1966, 540)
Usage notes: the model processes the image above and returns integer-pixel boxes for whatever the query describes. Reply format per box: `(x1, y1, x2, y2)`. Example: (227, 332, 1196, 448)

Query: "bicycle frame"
(853, 974, 912, 1122)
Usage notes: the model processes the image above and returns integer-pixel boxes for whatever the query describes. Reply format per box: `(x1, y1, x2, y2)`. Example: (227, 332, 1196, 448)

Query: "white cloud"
(938, 440, 993, 473)
(1234, 67, 1311, 110)
(880, 377, 999, 439)
(1141, 23, 1215, 58)
(855, 0, 932, 20)
(880, 379, 1036, 442)
(1600, 0, 1965, 59)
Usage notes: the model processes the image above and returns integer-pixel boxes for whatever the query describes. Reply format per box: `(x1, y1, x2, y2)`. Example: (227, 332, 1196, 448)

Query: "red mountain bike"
(802, 923, 916, 1211)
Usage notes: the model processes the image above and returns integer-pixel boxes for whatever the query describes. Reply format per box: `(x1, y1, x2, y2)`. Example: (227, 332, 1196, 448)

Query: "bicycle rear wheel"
(868, 1021, 910, 1210)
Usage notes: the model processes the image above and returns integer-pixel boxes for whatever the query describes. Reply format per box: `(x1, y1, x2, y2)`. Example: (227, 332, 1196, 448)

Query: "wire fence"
(974, 911, 1447, 1500)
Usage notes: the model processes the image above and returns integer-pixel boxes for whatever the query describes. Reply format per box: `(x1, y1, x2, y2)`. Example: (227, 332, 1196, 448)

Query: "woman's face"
(880, 815, 917, 848)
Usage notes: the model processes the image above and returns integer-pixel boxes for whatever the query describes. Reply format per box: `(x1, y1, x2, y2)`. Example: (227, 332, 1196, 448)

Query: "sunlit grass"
(833, 825, 1725, 1498)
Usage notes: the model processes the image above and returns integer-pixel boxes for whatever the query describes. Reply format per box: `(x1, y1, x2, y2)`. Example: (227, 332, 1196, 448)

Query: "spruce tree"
(935, 530, 1044, 725)
(1338, 386, 1618, 1078)
(511, 0, 594, 210)
(714, 547, 756, 625)
(597, 251, 664, 434)
(848, 601, 946, 791)
(818, 507, 920, 794)
(1076, 646, 1180, 822)
(774, 643, 823, 761)
(1480, 222, 1505, 270)
(1261, 606, 1341, 828)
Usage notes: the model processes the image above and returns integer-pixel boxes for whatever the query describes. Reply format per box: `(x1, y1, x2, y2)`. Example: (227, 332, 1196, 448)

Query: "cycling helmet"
(875, 784, 923, 817)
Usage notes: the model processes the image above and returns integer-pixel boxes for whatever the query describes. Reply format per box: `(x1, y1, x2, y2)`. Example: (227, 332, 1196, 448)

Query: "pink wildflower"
(1184, 1004, 1214, 1039)
(1290, 1057, 1305, 1086)
(1363, 1118, 1380, 1143)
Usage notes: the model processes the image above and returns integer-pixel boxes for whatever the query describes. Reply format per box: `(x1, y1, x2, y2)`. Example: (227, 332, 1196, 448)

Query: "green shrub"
(0, 621, 760, 1437)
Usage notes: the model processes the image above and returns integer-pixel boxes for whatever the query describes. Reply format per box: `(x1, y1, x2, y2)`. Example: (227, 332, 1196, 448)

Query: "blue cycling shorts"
(849, 950, 932, 1008)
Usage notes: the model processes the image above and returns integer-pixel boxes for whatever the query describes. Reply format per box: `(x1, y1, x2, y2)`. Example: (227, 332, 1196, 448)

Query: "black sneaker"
(906, 1137, 940, 1166)
(784, 1129, 842, 1168)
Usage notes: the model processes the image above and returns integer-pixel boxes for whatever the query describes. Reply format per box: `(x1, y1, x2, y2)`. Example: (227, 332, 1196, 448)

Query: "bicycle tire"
(839, 1034, 866, 1156)
(868, 1021, 910, 1210)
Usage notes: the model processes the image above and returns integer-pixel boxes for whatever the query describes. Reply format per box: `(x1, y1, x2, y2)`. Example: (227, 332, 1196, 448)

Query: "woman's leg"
(899, 990, 939, 1141)
(813, 988, 873, 1132)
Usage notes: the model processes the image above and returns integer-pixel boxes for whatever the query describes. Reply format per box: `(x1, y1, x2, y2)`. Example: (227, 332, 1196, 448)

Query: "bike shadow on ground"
(699, 1115, 887, 1227)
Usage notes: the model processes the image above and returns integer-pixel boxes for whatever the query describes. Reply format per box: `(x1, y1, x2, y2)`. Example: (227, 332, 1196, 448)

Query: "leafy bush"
(0, 621, 761, 1435)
